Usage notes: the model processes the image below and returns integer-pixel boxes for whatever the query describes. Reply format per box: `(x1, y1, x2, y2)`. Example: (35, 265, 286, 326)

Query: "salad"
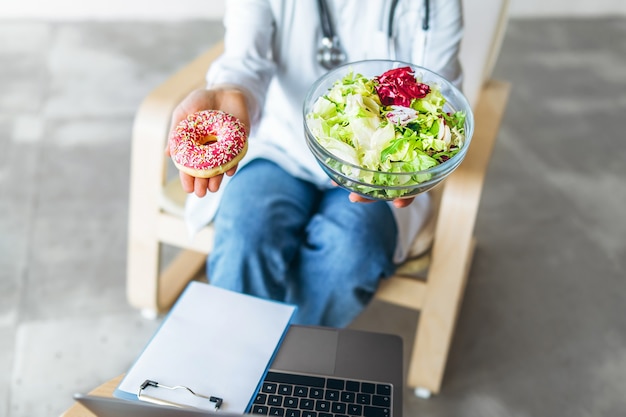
(306, 66, 467, 199)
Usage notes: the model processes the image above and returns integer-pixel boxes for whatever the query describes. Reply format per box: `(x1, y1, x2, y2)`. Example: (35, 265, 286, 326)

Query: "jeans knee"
(304, 213, 396, 278)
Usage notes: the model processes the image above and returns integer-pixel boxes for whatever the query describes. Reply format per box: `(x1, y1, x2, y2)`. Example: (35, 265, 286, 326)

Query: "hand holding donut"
(167, 88, 250, 197)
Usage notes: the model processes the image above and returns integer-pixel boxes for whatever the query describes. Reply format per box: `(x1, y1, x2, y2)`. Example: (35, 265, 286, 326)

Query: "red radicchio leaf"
(374, 66, 431, 107)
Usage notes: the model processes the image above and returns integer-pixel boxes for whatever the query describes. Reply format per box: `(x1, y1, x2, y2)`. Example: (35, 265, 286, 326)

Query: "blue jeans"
(208, 159, 398, 327)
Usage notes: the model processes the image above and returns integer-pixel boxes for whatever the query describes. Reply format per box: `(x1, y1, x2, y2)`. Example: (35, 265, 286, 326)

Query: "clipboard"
(114, 281, 296, 413)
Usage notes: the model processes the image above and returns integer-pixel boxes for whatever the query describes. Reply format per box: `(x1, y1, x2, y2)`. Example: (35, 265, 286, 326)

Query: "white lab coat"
(185, 0, 464, 263)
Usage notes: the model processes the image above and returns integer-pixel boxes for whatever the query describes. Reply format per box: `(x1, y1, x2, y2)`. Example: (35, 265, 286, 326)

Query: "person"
(167, 0, 464, 327)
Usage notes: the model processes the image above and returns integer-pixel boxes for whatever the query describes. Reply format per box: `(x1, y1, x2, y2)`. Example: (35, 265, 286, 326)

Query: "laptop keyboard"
(249, 371, 393, 417)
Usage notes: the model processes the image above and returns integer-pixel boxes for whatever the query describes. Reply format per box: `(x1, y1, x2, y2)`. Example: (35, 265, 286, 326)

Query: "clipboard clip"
(138, 379, 223, 411)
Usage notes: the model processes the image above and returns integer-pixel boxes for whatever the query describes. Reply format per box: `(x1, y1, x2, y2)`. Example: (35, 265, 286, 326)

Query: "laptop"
(75, 325, 403, 417)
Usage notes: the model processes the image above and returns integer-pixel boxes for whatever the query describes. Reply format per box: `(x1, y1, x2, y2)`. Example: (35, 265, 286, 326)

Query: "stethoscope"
(316, 0, 431, 70)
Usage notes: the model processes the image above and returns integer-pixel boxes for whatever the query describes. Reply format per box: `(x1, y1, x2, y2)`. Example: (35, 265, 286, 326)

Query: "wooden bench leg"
(126, 236, 161, 314)
(157, 249, 207, 311)
(406, 239, 476, 395)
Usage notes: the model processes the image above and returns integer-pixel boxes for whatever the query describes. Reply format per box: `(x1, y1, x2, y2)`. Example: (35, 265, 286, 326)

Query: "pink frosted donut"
(169, 110, 248, 178)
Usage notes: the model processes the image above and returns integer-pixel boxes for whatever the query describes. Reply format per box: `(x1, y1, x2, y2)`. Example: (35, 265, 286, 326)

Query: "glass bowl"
(303, 60, 474, 200)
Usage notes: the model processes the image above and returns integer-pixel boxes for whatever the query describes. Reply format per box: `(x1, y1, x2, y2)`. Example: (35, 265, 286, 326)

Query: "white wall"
(0, 0, 226, 20)
(1, 0, 625, 20)
(509, 0, 626, 17)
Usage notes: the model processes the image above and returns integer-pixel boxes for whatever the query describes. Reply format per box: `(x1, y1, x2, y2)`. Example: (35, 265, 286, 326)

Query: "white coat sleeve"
(205, 0, 277, 125)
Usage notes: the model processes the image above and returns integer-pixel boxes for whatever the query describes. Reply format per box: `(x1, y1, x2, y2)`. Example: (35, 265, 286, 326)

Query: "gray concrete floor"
(1, 17, 625, 417)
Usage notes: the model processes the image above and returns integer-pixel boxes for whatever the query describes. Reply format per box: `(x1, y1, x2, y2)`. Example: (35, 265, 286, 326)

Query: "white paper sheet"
(114, 281, 296, 413)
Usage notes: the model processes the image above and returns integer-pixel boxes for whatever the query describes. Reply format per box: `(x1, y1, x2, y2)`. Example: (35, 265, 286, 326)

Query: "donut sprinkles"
(169, 110, 248, 178)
